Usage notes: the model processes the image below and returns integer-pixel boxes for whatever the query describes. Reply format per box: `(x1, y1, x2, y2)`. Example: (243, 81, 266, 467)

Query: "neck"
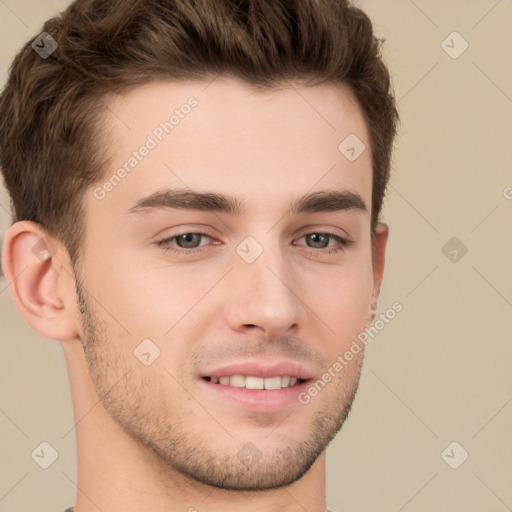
(63, 342, 328, 512)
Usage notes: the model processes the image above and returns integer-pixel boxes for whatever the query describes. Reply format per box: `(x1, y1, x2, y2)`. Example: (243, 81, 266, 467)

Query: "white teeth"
(246, 376, 264, 389)
(264, 376, 282, 390)
(210, 375, 301, 389)
(229, 375, 245, 387)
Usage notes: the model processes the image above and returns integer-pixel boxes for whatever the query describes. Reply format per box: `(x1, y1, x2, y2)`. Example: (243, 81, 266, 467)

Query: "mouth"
(199, 361, 314, 412)
(203, 375, 306, 389)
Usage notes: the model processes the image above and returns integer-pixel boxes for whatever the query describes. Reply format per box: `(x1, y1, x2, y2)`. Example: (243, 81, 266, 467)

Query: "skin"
(2, 77, 388, 512)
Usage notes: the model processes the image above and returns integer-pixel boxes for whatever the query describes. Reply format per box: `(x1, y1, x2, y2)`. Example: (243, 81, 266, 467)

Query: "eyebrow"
(126, 188, 367, 216)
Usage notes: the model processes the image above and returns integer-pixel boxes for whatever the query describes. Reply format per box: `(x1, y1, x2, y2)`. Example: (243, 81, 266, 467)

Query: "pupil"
(178, 233, 200, 248)
(308, 233, 328, 249)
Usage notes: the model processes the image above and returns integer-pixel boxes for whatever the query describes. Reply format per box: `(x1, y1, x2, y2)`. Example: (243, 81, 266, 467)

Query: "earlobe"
(370, 222, 389, 317)
(2, 221, 80, 342)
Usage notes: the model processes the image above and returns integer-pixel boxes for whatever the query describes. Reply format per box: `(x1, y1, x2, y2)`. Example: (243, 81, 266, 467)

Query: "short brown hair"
(0, 0, 398, 265)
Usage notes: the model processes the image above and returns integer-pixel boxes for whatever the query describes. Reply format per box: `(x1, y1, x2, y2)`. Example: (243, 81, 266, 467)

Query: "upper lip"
(201, 360, 314, 380)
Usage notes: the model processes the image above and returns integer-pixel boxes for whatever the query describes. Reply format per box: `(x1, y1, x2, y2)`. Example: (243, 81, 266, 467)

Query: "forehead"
(90, 78, 372, 219)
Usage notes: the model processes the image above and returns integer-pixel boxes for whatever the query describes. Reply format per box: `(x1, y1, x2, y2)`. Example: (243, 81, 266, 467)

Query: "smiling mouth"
(203, 375, 306, 390)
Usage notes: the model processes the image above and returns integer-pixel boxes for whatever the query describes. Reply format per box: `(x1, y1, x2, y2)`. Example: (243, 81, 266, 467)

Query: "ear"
(1, 221, 81, 342)
(370, 222, 389, 319)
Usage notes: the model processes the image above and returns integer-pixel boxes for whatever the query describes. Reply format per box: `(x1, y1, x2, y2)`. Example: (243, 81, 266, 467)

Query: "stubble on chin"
(73, 270, 365, 491)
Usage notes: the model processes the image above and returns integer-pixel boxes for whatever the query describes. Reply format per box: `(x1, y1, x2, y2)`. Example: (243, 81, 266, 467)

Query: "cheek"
(314, 260, 374, 337)
(102, 261, 223, 336)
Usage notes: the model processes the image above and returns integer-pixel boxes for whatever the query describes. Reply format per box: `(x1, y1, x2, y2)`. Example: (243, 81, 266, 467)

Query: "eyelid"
(154, 230, 214, 249)
(295, 232, 350, 243)
(154, 229, 353, 257)
(293, 224, 352, 241)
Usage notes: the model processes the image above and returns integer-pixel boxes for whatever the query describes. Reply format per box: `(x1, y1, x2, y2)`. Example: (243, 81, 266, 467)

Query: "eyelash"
(154, 231, 353, 256)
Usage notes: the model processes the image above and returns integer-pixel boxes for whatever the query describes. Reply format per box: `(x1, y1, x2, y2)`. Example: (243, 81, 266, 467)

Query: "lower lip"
(199, 378, 311, 412)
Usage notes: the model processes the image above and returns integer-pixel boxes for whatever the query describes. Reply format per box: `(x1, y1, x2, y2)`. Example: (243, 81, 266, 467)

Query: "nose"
(223, 240, 307, 339)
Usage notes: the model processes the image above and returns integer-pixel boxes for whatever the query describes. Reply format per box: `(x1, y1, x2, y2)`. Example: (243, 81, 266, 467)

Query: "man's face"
(75, 78, 381, 490)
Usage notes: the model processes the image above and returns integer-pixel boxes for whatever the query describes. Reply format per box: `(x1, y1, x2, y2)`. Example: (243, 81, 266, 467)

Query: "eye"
(154, 230, 353, 257)
(295, 232, 352, 253)
(154, 231, 214, 255)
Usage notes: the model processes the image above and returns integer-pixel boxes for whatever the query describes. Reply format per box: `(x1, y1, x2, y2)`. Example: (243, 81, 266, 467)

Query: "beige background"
(1, 1, 511, 511)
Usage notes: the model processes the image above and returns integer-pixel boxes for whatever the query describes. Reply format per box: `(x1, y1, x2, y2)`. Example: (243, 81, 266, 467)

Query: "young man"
(0, 0, 398, 510)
